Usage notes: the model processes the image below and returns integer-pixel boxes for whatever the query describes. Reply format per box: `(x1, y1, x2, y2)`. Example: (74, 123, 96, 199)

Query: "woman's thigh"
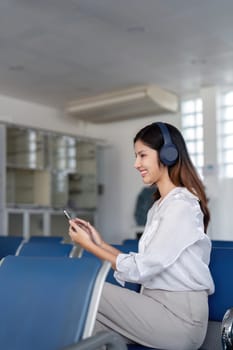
(95, 283, 208, 350)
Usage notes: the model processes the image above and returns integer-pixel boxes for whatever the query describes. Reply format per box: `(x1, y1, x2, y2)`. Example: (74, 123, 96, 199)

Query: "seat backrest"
(0, 255, 110, 350)
(16, 241, 74, 257)
(209, 247, 233, 321)
(0, 236, 24, 259)
(211, 240, 233, 248)
(27, 235, 63, 243)
(122, 239, 139, 252)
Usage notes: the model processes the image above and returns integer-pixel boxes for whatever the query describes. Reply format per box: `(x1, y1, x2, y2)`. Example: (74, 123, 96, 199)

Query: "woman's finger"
(74, 218, 87, 225)
(69, 220, 80, 232)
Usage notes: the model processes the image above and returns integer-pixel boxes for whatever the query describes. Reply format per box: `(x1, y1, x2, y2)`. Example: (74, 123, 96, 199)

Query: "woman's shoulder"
(160, 187, 201, 215)
(163, 187, 198, 205)
(172, 187, 198, 201)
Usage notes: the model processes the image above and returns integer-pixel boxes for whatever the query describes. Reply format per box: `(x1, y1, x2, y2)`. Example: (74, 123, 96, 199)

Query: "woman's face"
(134, 139, 165, 185)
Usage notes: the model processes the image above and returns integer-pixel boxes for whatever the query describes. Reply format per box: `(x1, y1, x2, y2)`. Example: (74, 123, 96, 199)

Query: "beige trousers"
(94, 282, 209, 350)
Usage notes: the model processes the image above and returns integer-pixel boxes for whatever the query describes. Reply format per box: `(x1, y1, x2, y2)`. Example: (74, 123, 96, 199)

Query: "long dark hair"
(134, 122, 210, 232)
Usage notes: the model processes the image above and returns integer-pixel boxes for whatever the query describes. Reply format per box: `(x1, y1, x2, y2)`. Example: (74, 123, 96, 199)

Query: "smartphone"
(64, 209, 77, 232)
(63, 209, 72, 220)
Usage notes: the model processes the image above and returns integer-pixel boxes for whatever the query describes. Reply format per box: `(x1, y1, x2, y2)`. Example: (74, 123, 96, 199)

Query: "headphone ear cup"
(159, 144, 178, 166)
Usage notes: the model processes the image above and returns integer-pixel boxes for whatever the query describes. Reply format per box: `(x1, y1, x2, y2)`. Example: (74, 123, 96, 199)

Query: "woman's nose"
(134, 157, 140, 169)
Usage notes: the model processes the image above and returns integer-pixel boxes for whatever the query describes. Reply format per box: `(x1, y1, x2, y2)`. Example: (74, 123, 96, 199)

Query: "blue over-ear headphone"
(155, 122, 178, 166)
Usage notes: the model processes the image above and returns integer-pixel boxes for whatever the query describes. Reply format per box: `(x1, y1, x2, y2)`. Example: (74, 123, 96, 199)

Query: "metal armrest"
(62, 331, 127, 350)
(221, 308, 233, 349)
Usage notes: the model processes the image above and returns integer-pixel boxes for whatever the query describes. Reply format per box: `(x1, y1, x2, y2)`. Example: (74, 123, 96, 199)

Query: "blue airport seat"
(27, 235, 63, 243)
(16, 241, 74, 257)
(208, 247, 233, 321)
(113, 243, 138, 253)
(0, 235, 24, 260)
(122, 239, 139, 251)
(0, 255, 111, 350)
(211, 240, 233, 248)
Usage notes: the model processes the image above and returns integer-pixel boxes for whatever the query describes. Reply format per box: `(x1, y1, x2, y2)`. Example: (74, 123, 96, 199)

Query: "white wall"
(0, 94, 103, 140)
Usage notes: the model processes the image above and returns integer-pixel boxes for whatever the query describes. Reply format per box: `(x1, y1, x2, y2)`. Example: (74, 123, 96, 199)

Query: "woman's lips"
(140, 170, 147, 177)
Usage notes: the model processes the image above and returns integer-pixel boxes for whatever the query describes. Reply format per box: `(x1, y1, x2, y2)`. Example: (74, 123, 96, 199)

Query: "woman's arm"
(99, 241, 121, 256)
(69, 219, 121, 269)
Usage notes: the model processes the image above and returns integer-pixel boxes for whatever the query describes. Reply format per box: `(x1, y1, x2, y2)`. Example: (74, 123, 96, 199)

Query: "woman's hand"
(68, 220, 93, 248)
(73, 218, 104, 247)
(69, 218, 118, 269)
(68, 218, 104, 248)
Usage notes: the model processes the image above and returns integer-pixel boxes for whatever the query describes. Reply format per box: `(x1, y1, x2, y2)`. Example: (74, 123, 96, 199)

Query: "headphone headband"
(156, 122, 173, 146)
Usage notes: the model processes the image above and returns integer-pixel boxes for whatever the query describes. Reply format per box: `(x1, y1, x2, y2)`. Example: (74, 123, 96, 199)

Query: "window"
(181, 98, 204, 177)
(218, 91, 233, 178)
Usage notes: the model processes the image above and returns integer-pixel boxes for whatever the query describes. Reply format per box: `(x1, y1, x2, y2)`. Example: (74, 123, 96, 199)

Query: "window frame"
(181, 97, 204, 178)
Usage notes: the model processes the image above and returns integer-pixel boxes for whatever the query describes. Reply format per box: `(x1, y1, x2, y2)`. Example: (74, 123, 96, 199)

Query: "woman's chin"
(142, 177, 151, 185)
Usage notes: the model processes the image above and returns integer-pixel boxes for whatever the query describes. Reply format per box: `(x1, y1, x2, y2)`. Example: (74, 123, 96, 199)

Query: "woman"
(69, 122, 214, 350)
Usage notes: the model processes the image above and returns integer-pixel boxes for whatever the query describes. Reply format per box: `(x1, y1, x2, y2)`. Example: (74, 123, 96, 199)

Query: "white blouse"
(114, 187, 215, 295)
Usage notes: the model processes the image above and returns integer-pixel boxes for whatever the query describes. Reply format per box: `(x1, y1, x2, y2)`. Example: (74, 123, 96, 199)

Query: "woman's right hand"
(73, 218, 104, 247)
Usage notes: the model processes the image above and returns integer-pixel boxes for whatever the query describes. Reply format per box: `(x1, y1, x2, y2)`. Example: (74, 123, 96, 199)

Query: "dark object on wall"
(134, 186, 155, 226)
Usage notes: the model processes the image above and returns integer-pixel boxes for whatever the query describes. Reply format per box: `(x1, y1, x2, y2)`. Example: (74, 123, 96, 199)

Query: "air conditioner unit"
(65, 85, 178, 123)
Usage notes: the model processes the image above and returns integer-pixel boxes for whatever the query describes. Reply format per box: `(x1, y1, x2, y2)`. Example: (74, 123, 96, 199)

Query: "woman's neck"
(157, 182, 177, 201)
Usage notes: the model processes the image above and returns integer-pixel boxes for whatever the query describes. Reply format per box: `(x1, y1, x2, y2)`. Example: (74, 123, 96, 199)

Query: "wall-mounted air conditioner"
(65, 85, 178, 123)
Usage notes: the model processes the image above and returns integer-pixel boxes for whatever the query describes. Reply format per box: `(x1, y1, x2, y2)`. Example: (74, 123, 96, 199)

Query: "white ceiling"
(0, 0, 233, 109)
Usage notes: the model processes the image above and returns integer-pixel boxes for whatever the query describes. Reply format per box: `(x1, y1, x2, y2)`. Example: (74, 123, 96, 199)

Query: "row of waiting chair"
(0, 235, 80, 259)
(0, 235, 128, 349)
(1, 236, 233, 349)
(0, 235, 125, 349)
(0, 235, 63, 258)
